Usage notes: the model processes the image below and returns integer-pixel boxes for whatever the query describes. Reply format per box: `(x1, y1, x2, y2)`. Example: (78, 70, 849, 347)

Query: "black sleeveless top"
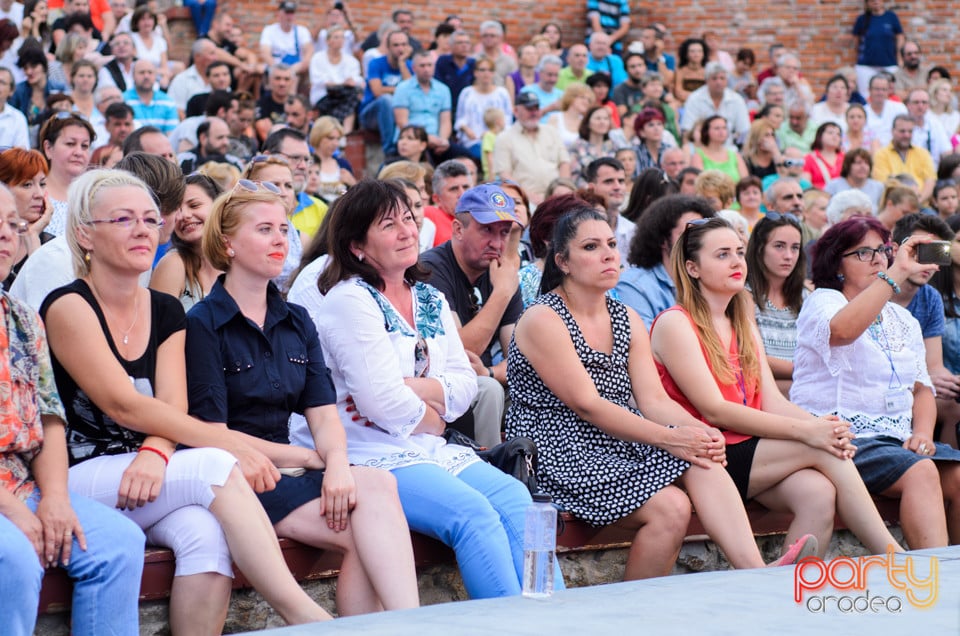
(40, 280, 185, 466)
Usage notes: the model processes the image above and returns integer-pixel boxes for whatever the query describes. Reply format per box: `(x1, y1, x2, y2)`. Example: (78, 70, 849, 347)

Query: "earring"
(357, 252, 364, 262)
(837, 273, 845, 282)
(227, 248, 236, 257)
(83, 251, 91, 264)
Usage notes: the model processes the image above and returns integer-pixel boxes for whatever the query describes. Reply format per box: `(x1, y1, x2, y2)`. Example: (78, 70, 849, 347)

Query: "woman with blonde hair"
(649, 217, 904, 558)
(929, 79, 960, 142)
(309, 115, 356, 201)
(40, 169, 335, 632)
(243, 155, 304, 289)
(741, 119, 782, 180)
(546, 83, 595, 148)
(186, 178, 420, 616)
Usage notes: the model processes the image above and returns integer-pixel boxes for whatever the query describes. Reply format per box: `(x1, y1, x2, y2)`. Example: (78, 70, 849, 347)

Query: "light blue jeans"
(392, 460, 564, 598)
(0, 491, 145, 636)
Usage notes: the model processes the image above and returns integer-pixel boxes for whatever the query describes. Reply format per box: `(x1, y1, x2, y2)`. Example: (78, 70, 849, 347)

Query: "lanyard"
(867, 312, 904, 390)
(735, 369, 748, 406)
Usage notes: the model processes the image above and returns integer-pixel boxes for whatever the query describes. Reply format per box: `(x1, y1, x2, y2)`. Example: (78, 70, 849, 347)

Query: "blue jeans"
(0, 492, 145, 636)
(392, 460, 564, 598)
(183, 0, 217, 36)
(359, 95, 396, 154)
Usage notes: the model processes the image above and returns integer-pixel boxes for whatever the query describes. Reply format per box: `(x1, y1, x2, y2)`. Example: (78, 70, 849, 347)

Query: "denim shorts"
(256, 469, 326, 524)
(852, 436, 960, 493)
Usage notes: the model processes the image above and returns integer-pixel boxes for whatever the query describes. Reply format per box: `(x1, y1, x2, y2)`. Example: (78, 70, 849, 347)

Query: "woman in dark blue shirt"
(852, 0, 903, 96)
(185, 179, 420, 616)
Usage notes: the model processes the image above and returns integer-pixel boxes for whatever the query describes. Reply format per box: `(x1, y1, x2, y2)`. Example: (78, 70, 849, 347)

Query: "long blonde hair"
(670, 217, 761, 388)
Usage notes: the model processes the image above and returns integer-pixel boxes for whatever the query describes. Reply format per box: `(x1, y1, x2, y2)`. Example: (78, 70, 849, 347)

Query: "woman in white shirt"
(289, 180, 563, 599)
(129, 6, 169, 88)
(793, 215, 960, 548)
(309, 25, 363, 134)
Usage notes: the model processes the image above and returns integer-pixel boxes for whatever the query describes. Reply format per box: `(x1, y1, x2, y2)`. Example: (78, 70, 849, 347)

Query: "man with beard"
(893, 41, 931, 99)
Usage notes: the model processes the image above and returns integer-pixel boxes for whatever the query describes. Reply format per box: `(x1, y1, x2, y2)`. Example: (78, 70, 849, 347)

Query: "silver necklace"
(89, 281, 140, 345)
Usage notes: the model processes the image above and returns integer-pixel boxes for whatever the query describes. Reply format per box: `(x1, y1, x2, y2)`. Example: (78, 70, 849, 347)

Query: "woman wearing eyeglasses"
(650, 217, 904, 558)
(185, 179, 420, 615)
(150, 173, 224, 310)
(745, 213, 808, 397)
(40, 170, 334, 631)
(792, 215, 960, 547)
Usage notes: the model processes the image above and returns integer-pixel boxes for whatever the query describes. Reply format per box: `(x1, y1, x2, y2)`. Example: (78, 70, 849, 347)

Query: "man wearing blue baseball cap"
(421, 183, 524, 446)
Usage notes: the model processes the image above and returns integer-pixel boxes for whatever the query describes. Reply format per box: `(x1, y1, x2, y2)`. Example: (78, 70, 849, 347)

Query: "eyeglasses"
(88, 214, 164, 231)
(277, 151, 310, 166)
(764, 211, 800, 225)
(842, 245, 893, 262)
(686, 218, 710, 228)
(3, 219, 28, 235)
(936, 178, 957, 189)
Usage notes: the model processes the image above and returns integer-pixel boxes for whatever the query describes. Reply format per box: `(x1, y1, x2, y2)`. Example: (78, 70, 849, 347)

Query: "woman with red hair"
(0, 147, 53, 289)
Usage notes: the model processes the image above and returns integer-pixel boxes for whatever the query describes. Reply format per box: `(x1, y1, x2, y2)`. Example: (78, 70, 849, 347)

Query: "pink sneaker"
(769, 534, 818, 567)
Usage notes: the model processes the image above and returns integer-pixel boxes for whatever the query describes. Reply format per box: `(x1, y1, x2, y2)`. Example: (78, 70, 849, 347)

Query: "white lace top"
(289, 277, 480, 472)
(790, 288, 931, 441)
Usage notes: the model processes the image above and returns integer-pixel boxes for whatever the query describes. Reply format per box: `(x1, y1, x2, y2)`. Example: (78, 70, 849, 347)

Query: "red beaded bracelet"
(139, 445, 170, 465)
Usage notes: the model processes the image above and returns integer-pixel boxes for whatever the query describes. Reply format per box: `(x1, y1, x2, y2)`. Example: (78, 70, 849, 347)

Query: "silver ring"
(919, 443, 927, 453)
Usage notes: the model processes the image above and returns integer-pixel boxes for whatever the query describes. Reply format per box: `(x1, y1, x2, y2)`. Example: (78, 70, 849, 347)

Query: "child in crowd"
(481, 107, 505, 181)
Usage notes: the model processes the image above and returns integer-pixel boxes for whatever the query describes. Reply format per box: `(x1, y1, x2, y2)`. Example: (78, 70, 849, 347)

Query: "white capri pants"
(68, 447, 237, 577)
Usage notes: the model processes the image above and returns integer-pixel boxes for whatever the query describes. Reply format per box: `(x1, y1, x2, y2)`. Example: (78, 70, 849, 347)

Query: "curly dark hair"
(627, 195, 715, 268)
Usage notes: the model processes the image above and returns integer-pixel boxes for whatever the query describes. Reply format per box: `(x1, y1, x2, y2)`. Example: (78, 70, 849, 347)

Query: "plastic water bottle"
(522, 493, 556, 598)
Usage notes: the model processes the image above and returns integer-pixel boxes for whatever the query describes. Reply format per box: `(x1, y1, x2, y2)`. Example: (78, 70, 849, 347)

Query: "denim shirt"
(944, 299, 960, 376)
(614, 263, 676, 329)
(185, 277, 335, 443)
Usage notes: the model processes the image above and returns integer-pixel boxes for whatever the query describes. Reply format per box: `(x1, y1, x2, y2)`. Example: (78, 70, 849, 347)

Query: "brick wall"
(191, 1, 953, 96)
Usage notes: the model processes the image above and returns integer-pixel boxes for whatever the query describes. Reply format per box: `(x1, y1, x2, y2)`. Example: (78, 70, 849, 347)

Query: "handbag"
(443, 429, 539, 494)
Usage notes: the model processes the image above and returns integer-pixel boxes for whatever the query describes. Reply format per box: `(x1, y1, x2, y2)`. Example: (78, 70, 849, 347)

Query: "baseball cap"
(455, 184, 521, 225)
(515, 92, 540, 109)
(278, 1, 297, 12)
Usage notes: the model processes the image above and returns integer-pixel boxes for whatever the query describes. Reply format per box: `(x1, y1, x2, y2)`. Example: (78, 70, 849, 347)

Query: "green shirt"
(556, 66, 593, 91)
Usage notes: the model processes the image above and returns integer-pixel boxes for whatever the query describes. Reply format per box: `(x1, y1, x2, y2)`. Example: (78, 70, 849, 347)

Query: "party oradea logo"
(794, 547, 938, 613)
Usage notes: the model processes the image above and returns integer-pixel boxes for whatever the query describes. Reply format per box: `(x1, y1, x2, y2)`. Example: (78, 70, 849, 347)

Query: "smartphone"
(916, 240, 952, 266)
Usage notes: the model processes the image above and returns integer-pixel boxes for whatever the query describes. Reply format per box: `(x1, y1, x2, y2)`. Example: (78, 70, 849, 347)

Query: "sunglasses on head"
(234, 178, 281, 195)
(764, 211, 800, 225)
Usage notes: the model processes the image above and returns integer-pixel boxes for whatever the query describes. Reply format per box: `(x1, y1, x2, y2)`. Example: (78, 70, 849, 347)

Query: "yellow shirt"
(872, 144, 936, 186)
(292, 193, 328, 239)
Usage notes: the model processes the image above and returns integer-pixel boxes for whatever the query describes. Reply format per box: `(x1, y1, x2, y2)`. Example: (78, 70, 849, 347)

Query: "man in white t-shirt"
(259, 1, 312, 79)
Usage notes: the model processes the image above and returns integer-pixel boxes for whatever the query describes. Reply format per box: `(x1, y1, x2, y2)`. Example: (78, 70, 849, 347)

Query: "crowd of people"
(5, 0, 960, 633)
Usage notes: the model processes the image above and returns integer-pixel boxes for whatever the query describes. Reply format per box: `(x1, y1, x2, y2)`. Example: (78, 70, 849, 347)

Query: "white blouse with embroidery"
(290, 276, 480, 472)
(790, 288, 931, 441)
